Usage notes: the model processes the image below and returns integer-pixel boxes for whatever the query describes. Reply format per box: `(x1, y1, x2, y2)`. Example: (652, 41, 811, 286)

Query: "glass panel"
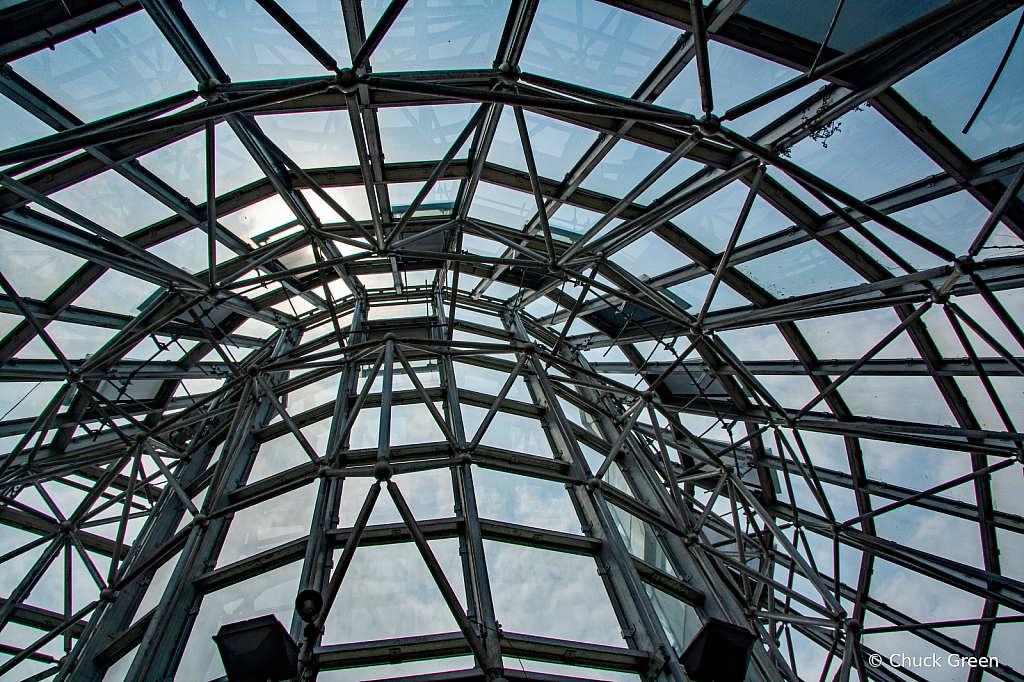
(149, 228, 233, 275)
(838, 376, 956, 425)
(257, 111, 359, 169)
(737, 239, 866, 298)
(74, 270, 158, 317)
(0, 382, 64, 422)
(338, 470, 455, 528)
(520, 0, 680, 97)
(322, 539, 465, 643)
(474, 467, 581, 534)
(216, 482, 318, 566)
(580, 139, 704, 205)
(873, 500, 985, 568)
(462, 404, 554, 458)
(0, 96, 55, 152)
(47, 170, 175, 237)
(140, 121, 264, 202)
(784, 105, 943, 200)
(989, 618, 1024, 673)
(895, 8, 1024, 159)
(388, 180, 460, 217)
(173, 561, 303, 682)
(361, 0, 514, 72)
(646, 584, 702, 655)
(549, 203, 622, 237)
(0, 229, 84, 300)
(100, 645, 139, 682)
(740, 0, 947, 53)
(610, 232, 692, 279)
(16, 321, 116, 360)
(488, 108, 600, 181)
(318, 657, 476, 682)
(485, 540, 625, 646)
(181, 0, 333, 81)
(12, 10, 193, 122)
(717, 325, 798, 361)
(467, 181, 535, 230)
(219, 194, 298, 244)
(865, 558, 982, 647)
(378, 103, 479, 163)
(669, 276, 749, 312)
(675, 179, 795, 253)
(796, 308, 919, 360)
(454, 361, 532, 403)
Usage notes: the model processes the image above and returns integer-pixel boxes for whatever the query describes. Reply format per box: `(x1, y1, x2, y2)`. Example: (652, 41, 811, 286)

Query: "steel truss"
(1, 1, 1023, 682)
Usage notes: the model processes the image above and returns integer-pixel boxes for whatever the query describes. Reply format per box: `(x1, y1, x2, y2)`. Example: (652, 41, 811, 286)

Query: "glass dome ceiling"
(0, 1, 1022, 682)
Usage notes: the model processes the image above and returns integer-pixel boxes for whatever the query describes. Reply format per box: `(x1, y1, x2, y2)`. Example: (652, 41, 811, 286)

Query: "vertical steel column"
(433, 292, 504, 675)
(291, 298, 368, 642)
(122, 327, 303, 682)
(502, 311, 686, 682)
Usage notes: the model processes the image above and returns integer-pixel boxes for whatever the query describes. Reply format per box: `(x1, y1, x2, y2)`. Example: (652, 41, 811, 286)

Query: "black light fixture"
(680, 618, 758, 682)
(295, 589, 324, 625)
(213, 615, 298, 682)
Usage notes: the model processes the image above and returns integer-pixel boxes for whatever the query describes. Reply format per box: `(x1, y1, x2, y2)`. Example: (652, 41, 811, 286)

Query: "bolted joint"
(193, 513, 209, 528)
(641, 390, 654, 403)
(198, 77, 221, 102)
(954, 256, 975, 275)
(522, 342, 537, 354)
(59, 520, 75, 533)
(698, 113, 721, 136)
(383, 332, 397, 343)
(374, 459, 394, 481)
(99, 588, 117, 603)
(930, 289, 948, 305)
(458, 449, 473, 465)
(586, 477, 602, 492)
(497, 62, 521, 85)
(684, 532, 699, 546)
(335, 67, 359, 93)
(843, 618, 861, 636)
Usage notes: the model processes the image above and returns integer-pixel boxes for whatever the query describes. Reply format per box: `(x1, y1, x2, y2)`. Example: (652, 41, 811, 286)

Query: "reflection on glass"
(12, 11, 193, 122)
(646, 584, 701, 655)
(216, 483, 318, 566)
(520, 0, 679, 97)
(48, 169, 175, 237)
(737, 239, 864, 298)
(322, 539, 464, 643)
(485, 540, 624, 646)
(474, 467, 581, 534)
(739, 0, 946, 53)
(378, 105, 478, 163)
(361, 0, 513, 72)
(0, 230, 84, 301)
(181, 0, 330, 81)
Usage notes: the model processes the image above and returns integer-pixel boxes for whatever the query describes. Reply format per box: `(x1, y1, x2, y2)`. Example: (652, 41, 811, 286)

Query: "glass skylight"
(1, 3, 1021, 682)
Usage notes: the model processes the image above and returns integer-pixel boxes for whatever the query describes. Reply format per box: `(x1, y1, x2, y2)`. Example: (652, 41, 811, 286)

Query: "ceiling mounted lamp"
(213, 615, 299, 682)
(680, 618, 758, 682)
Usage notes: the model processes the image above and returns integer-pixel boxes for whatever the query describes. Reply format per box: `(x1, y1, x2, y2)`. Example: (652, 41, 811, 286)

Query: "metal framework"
(0, 1, 1023, 681)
